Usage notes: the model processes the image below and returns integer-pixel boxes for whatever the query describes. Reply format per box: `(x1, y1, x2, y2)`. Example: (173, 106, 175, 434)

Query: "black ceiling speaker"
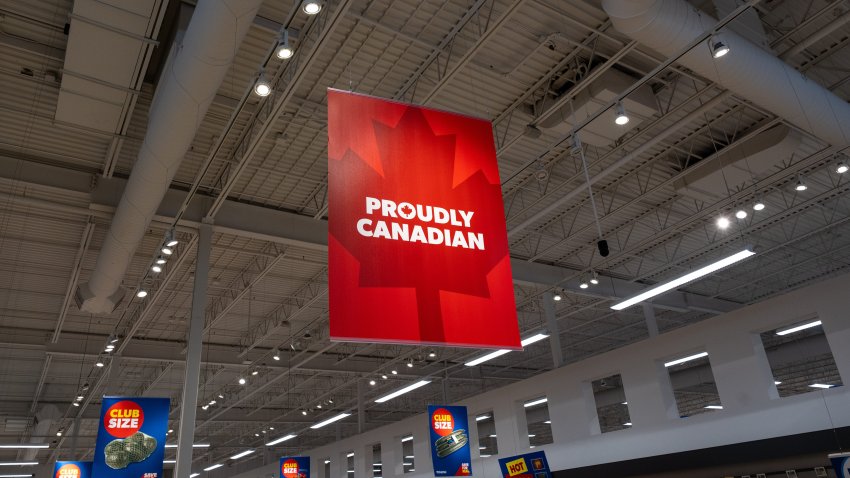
(597, 239, 609, 257)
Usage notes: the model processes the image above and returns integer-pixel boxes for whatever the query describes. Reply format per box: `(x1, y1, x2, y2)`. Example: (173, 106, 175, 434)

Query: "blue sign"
(428, 405, 471, 476)
(92, 397, 170, 478)
(53, 461, 92, 478)
(831, 453, 850, 478)
(498, 451, 552, 478)
(280, 456, 310, 478)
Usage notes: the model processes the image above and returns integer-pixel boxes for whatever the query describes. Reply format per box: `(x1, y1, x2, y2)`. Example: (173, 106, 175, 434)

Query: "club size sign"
(280, 457, 310, 478)
(428, 405, 471, 476)
(92, 397, 169, 478)
(327, 89, 520, 348)
(54, 461, 92, 478)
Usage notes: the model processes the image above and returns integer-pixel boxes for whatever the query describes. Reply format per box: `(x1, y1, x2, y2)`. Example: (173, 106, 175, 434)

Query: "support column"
(174, 219, 213, 478)
(542, 292, 563, 368)
(357, 379, 365, 434)
(642, 303, 659, 338)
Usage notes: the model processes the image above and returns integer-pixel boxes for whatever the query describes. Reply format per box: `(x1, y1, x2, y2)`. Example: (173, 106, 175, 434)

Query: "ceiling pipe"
(600, 0, 850, 148)
(76, 0, 264, 314)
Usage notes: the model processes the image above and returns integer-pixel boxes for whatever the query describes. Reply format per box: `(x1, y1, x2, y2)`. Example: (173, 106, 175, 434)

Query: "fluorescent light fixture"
(809, 383, 835, 389)
(0, 464, 37, 467)
(524, 397, 547, 408)
(664, 352, 708, 368)
(0, 475, 34, 478)
(310, 413, 351, 429)
(163, 460, 176, 464)
(190, 474, 200, 478)
(776, 320, 822, 336)
(488, 434, 497, 438)
(203, 464, 223, 471)
(479, 446, 486, 450)
(621, 401, 628, 405)
(230, 450, 255, 460)
(401, 436, 413, 443)
(704, 405, 724, 410)
(403, 463, 413, 466)
(521, 333, 549, 346)
(480, 455, 491, 458)
(465, 333, 549, 367)
(266, 434, 296, 446)
(475, 415, 491, 421)
(0, 445, 48, 449)
(404, 456, 414, 459)
(464, 349, 510, 367)
(374, 380, 431, 403)
(527, 434, 535, 438)
(164, 444, 209, 448)
(774, 381, 782, 385)
(612, 249, 755, 310)
(623, 422, 633, 426)
(543, 420, 551, 424)
(346, 453, 354, 458)
(324, 460, 330, 464)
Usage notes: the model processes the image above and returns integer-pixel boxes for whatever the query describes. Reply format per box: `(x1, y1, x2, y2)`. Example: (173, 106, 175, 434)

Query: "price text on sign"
(506, 458, 528, 476)
(103, 401, 145, 438)
(431, 408, 455, 437)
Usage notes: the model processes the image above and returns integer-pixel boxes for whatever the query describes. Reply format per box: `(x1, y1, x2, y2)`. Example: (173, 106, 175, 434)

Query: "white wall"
(230, 273, 850, 478)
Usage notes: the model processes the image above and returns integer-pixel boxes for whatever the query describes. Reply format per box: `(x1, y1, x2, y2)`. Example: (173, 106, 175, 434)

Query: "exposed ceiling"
(1, 0, 850, 474)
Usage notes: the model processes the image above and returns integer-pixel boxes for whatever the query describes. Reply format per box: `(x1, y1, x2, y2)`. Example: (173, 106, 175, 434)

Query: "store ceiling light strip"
(374, 380, 431, 403)
(465, 333, 549, 367)
(266, 434, 297, 446)
(0, 475, 34, 478)
(230, 450, 255, 460)
(165, 443, 209, 448)
(776, 320, 822, 336)
(203, 464, 223, 471)
(611, 249, 755, 310)
(311, 413, 352, 429)
(0, 445, 48, 449)
(664, 352, 708, 368)
(523, 397, 547, 408)
(0, 464, 37, 467)
(474, 415, 490, 421)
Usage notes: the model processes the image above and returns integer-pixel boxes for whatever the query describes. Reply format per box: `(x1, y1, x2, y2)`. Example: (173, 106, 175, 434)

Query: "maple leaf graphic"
(329, 107, 509, 343)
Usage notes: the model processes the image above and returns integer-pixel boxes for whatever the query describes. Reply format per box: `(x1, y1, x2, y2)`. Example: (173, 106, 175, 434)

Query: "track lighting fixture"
(795, 175, 807, 191)
(155, 256, 167, 265)
(253, 73, 272, 97)
(251, 370, 259, 376)
(753, 199, 765, 211)
(316, 404, 322, 409)
(151, 264, 162, 273)
(709, 35, 730, 58)
(614, 102, 629, 125)
(109, 335, 118, 344)
(579, 279, 589, 289)
(201, 405, 208, 411)
(272, 349, 281, 361)
(238, 377, 246, 385)
(391, 369, 398, 375)
(428, 350, 436, 358)
(136, 289, 148, 298)
(837, 162, 849, 174)
(381, 375, 387, 380)
(302, 0, 322, 14)
(160, 246, 173, 256)
(369, 379, 376, 386)
(553, 292, 562, 301)
(72, 401, 80, 407)
(301, 410, 308, 416)
(735, 209, 747, 219)
(276, 30, 294, 59)
(590, 271, 599, 285)
(164, 229, 178, 247)
(716, 215, 730, 229)
(95, 357, 105, 367)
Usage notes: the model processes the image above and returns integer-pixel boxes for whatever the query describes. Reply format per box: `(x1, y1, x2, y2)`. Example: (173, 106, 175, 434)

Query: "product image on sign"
(104, 432, 157, 469)
(498, 451, 552, 478)
(327, 89, 520, 349)
(428, 405, 471, 476)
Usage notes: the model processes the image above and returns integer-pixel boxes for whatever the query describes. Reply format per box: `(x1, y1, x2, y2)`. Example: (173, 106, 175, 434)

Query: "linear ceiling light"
(310, 413, 351, 429)
(229, 450, 255, 460)
(664, 352, 708, 368)
(266, 434, 296, 446)
(523, 397, 547, 408)
(163, 460, 176, 464)
(190, 474, 200, 478)
(164, 444, 210, 448)
(203, 464, 223, 471)
(611, 249, 755, 310)
(475, 415, 491, 422)
(0, 445, 48, 449)
(374, 380, 431, 403)
(776, 320, 822, 336)
(809, 383, 835, 389)
(704, 405, 724, 410)
(0, 464, 38, 467)
(400, 436, 413, 443)
(0, 475, 34, 478)
(465, 333, 550, 367)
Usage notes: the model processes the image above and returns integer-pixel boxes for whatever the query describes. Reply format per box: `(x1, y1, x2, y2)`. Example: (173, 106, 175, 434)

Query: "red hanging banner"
(327, 89, 520, 349)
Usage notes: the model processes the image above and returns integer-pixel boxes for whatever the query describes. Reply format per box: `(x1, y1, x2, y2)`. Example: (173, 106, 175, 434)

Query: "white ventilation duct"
(22, 405, 59, 461)
(600, 0, 850, 148)
(77, 0, 263, 313)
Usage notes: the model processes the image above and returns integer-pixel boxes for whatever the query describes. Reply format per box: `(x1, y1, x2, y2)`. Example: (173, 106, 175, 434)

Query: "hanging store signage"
(280, 456, 310, 478)
(327, 89, 520, 348)
(831, 453, 850, 478)
(497, 451, 552, 478)
(427, 405, 471, 476)
(92, 396, 170, 478)
(53, 461, 92, 478)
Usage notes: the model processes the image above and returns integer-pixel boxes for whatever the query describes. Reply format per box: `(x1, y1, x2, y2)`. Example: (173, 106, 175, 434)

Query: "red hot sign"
(327, 89, 520, 349)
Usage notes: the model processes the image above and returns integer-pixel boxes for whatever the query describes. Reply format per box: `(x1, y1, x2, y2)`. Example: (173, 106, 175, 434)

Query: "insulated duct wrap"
(77, 0, 264, 313)
(600, 0, 850, 147)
